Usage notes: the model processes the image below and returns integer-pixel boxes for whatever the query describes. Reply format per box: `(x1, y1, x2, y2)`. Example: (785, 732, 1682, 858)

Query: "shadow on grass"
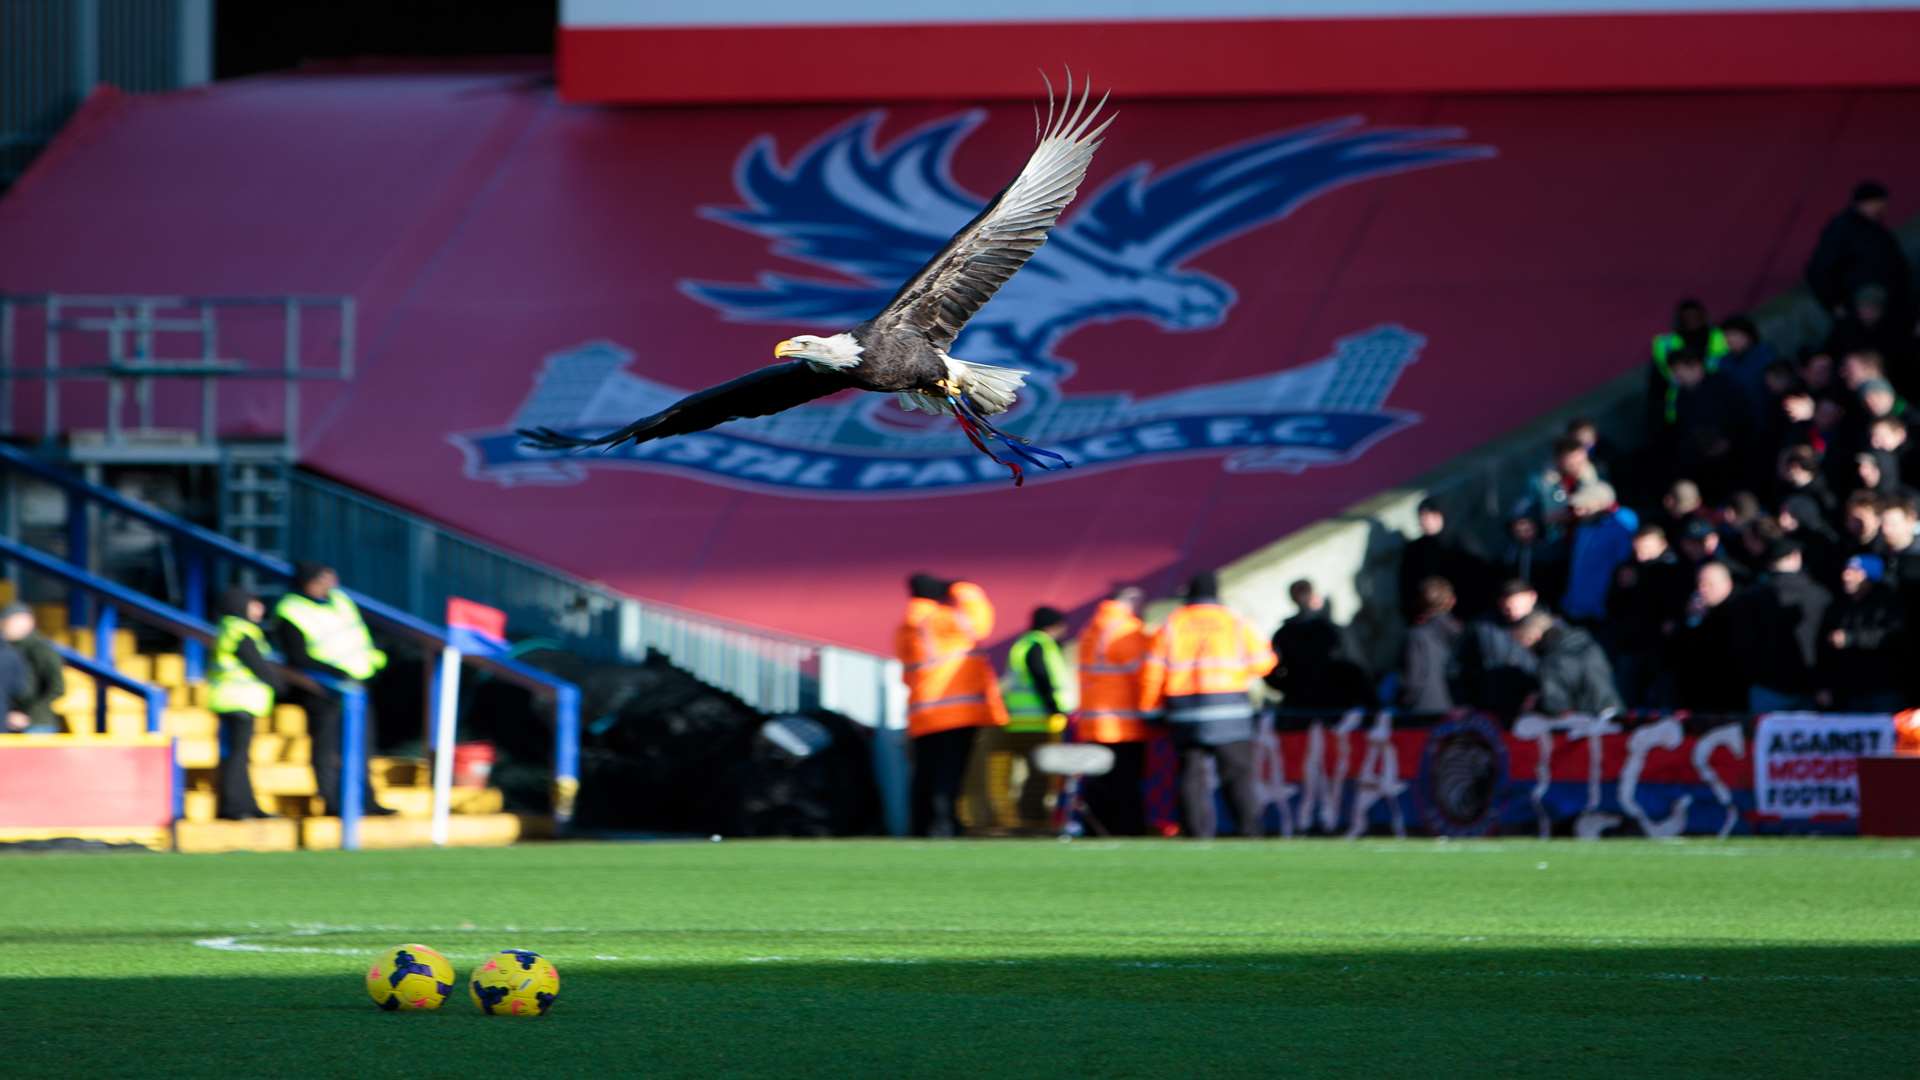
(17, 943, 1918, 1078)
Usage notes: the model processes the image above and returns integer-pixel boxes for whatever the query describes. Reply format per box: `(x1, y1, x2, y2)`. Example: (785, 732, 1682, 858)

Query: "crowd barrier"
(1244, 710, 1903, 838)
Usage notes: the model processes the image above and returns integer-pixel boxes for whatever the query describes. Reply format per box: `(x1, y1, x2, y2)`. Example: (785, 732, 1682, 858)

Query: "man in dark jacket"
(1806, 181, 1911, 325)
(1670, 562, 1747, 714)
(1399, 499, 1492, 619)
(1461, 579, 1543, 715)
(0, 636, 29, 734)
(1820, 555, 1908, 712)
(1268, 580, 1372, 711)
(1, 604, 64, 733)
(1513, 612, 1623, 715)
(1605, 524, 1689, 707)
(1400, 577, 1463, 714)
(1729, 539, 1834, 712)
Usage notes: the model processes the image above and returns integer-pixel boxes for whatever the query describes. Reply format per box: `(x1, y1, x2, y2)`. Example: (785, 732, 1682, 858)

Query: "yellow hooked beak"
(773, 339, 802, 359)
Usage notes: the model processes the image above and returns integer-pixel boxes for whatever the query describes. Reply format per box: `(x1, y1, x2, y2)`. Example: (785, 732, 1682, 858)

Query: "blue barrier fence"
(0, 442, 582, 828)
(0, 532, 376, 845)
(48, 639, 167, 735)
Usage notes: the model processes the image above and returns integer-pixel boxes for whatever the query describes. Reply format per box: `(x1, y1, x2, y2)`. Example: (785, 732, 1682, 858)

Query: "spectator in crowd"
(1828, 288, 1914, 373)
(1663, 350, 1747, 498)
(1730, 539, 1832, 712)
(1, 604, 63, 733)
(1650, 299, 1729, 428)
(1525, 436, 1605, 553)
(1660, 480, 1704, 539)
(1561, 482, 1639, 624)
(1074, 587, 1154, 837)
(1841, 490, 1885, 558)
(1605, 523, 1688, 706)
(0, 630, 29, 735)
(1806, 180, 1911, 327)
(1513, 611, 1623, 716)
(1878, 494, 1920, 576)
(1565, 417, 1616, 481)
(1399, 499, 1492, 619)
(270, 563, 398, 819)
(1676, 518, 1737, 581)
(1820, 555, 1907, 712)
(999, 606, 1074, 831)
(208, 586, 279, 820)
(1401, 576, 1463, 714)
(1461, 579, 1542, 716)
(1775, 444, 1836, 521)
(1269, 580, 1373, 711)
(1498, 511, 1568, 606)
(1719, 315, 1778, 422)
(1139, 573, 1276, 839)
(1670, 562, 1746, 713)
(1779, 492, 1843, 584)
(1868, 414, 1910, 493)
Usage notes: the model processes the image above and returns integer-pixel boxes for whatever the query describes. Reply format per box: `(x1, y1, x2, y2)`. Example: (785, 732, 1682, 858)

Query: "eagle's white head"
(773, 333, 864, 372)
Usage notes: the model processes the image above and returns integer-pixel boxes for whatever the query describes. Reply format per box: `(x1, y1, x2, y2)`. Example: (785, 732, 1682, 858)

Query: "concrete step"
(299, 812, 546, 850)
(175, 817, 301, 854)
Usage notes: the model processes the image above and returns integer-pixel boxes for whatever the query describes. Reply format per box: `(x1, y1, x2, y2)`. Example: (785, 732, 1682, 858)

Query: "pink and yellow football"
(366, 944, 456, 1011)
(469, 949, 560, 1017)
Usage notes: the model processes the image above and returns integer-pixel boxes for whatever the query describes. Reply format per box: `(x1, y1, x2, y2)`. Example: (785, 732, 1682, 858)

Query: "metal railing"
(0, 442, 584, 830)
(0, 532, 380, 847)
(50, 639, 168, 735)
(289, 469, 902, 726)
(0, 293, 355, 458)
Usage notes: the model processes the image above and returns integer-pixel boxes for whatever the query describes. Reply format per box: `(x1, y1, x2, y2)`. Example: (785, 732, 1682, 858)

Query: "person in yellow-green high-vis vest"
(209, 586, 283, 820)
(1649, 298, 1729, 426)
(993, 606, 1074, 831)
(268, 563, 395, 818)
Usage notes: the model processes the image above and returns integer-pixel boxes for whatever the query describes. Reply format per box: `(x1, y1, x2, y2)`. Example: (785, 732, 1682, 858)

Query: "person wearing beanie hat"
(1822, 552, 1908, 712)
(1, 603, 62, 734)
(1139, 571, 1277, 839)
(896, 573, 1008, 837)
(995, 605, 1075, 831)
(208, 586, 282, 819)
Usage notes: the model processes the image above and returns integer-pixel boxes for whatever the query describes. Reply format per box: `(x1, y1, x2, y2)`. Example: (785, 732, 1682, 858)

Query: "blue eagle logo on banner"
(458, 111, 1492, 494)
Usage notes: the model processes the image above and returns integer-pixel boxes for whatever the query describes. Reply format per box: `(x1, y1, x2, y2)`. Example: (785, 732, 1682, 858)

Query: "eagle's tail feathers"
(945, 358, 1027, 416)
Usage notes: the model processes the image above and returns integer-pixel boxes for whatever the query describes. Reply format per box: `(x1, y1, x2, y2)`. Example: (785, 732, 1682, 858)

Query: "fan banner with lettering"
(1246, 711, 1889, 838)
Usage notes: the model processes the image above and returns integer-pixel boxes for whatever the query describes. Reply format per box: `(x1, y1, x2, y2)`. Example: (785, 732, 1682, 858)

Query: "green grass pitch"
(12, 839, 1918, 1077)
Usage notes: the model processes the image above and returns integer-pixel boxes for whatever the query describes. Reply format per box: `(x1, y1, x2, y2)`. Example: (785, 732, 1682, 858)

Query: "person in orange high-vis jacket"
(897, 573, 1008, 836)
(1139, 572, 1278, 839)
(1076, 586, 1157, 835)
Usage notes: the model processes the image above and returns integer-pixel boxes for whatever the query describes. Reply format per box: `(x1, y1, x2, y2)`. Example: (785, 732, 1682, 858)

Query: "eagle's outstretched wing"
(868, 73, 1113, 350)
(518, 361, 852, 451)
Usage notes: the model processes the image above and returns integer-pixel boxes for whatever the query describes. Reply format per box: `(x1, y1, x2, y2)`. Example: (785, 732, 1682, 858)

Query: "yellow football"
(366, 944, 456, 1011)
(468, 949, 560, 1017)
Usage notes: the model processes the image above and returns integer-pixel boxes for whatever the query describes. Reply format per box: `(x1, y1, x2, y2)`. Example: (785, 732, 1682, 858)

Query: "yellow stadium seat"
(163, 707, 217, 738)
(174, 737, 218, 769)
(151, 653, 185, 687)
(32, 604, 65, 633)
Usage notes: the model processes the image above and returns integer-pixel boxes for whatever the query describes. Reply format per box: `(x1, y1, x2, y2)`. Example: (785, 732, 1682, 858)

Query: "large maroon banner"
(3, 75, 1919, 651)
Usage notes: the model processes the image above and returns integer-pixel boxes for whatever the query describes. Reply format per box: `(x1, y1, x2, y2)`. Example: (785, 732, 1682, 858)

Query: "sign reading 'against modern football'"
(1752, 714, 1894, 818)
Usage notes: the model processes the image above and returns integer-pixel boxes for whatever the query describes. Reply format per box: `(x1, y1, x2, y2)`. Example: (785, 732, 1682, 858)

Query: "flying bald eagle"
(519, 74, 1115, 485)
